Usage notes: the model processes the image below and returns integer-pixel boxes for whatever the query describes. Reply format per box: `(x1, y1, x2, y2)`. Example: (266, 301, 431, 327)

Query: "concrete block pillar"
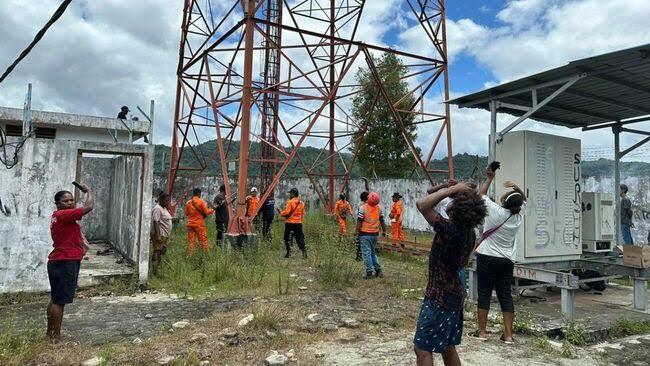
(561, 288, 575, 321)
(633, 278, 648, 312)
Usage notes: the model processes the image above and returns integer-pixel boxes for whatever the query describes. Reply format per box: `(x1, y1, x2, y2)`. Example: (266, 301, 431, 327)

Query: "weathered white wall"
(0, 138, 153, 293)
(80, 157, 114, 240)
(157, 175, 650, 244)
(108, 156, 143, 260)
(584, 176, 650, 244)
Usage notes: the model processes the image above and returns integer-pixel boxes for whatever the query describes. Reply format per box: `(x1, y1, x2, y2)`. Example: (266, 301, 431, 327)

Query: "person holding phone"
(184, 188, 214, 255)
(47, 183, 94, 341)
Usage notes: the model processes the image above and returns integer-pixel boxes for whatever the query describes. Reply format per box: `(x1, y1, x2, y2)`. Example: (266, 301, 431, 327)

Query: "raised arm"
(426, 179, 456, 195)
(479, 166, 496, 197)
(417, 183, 469, 226)
(81, 185, 94, 215)
(504, 180, 526, 202)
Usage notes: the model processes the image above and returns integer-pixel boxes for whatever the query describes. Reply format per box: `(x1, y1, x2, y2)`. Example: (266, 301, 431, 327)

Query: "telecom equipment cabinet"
(581, 192, 615, 253)
(495, 130, 582, 264)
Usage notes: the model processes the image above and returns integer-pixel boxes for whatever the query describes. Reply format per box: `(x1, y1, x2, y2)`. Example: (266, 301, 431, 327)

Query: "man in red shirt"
(47, 185, 94, 341)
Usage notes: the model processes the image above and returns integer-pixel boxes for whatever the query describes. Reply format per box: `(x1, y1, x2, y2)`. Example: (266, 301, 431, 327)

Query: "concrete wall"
(0, 137, 153, 293)
(584, 176, 650, 244)
(80, 157, 114, 240)
(108, 155, 143, 260)
(158, 174, 650, 244)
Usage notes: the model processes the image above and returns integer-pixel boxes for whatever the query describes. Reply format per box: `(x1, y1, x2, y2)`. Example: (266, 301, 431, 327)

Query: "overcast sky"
(1, 0, 649, 161)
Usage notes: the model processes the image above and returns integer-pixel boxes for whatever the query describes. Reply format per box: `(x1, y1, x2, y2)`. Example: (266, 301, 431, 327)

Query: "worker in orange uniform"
(356, 191, 386, 278)
(389, 192, 406, 242)
(279, 188, 306, 258)
(246, 187, 261, 229)
(334, 193, 352, 236)
(184, 188, 214, 255)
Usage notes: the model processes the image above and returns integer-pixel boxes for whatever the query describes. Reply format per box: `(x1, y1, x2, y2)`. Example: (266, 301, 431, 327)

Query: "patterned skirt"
(413, 298, 463, 353)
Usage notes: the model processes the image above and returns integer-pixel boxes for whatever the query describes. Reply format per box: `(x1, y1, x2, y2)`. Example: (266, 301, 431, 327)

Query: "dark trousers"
(477, 253, 515, 313)
(284, 223, 306, 253)
(216, 221, 226, 245)
(262, 218, 273, 239)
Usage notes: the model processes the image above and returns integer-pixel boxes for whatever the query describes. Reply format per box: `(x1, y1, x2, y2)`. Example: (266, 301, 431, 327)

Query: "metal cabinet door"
(553, 135, 582, 256)
(524, 131, 558, 258)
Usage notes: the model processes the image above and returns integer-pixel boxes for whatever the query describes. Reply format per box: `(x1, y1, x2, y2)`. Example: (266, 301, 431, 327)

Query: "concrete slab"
(78, 243, 134, 288)
(514, 283, 650, 339)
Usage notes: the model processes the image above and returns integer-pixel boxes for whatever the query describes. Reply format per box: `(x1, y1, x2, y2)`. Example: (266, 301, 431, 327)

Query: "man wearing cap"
(246, 187, 261, 229)
(334, 193, 352, 236)
(117, 106, 129, 119)
(356, 191, 386, 278)
(389, 192, 406, 242)
(279, 188, 306, 258)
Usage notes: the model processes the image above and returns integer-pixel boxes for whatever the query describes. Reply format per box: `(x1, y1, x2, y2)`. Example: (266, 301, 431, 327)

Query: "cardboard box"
(623, 245, 650, 268)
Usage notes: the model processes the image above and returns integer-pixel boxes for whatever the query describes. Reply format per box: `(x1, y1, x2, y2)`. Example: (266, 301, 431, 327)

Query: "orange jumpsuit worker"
(246, 187, 261, 228)
(279, 188, 306, 258)
(334, 193, 353, 235)
(184, 188, 214, 255)
(389, 192, 406, 242)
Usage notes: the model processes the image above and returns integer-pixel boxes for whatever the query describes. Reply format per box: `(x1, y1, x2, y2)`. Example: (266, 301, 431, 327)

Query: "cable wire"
(0, 0, 73, 85)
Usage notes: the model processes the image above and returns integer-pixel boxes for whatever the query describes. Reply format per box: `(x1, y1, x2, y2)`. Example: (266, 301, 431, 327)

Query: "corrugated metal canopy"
(449, 44, 650, 128)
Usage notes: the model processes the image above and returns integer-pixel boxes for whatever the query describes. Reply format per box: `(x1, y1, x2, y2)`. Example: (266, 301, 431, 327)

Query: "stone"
(321, 324, 338, 332)
(132, 338, 143, 345)
(306, 279, 314, 283)
(286, 349, 295, 358)
(220, 328, 239, 338)
(157, 355, 175, 365)
(238, 314, 254, 327)
(200, 361, 210, 366)
(340, 318, 360, 328)
(338, 329, 363, 343)
(82, 357, 103, 366)
(265, 354, 288, 365)
(144, 313, 153, 319)
(280, 329, 296, 337)
(190, 332, 208, 343)
(289, 273, 297, 278)
(307, 313, 322, 323)
(265, 330, 278, 338)
(172, 321, 189, 329)
(298, 286, 308, 291)
(315, 351, 325, 358)
(368, 317, 381, 324)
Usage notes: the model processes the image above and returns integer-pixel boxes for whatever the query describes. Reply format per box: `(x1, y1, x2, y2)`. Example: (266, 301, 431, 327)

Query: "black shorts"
(47, 260, 81, 305)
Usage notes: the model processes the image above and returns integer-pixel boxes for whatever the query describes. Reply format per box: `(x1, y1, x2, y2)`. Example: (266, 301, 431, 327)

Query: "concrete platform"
(78, 242, 134, 288)
(514, 283, 650, 340)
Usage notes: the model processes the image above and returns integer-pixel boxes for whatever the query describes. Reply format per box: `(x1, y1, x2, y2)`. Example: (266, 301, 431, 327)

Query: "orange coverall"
(390, 200, 405, 242)
(185, 197, 214, 254)
(334, 199, 352, 235)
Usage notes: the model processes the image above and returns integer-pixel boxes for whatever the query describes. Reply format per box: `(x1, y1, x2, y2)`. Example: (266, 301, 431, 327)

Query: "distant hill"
(152, 141, 650, 179)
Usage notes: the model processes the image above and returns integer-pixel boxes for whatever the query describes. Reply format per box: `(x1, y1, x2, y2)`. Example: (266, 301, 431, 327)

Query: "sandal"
(500, 334, 515, 344)
(469, 330, 488, 341)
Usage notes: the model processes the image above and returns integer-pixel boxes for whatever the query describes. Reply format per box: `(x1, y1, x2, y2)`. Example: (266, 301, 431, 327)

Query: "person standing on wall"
(151, 192, 173, 273)
(47, 185, 94, 341)
(356, 191, 387, 279)
(261, 193, 275, 240)
(389, 192, 406, 243)
(279, 188, 306, 258)
(620, 184, 634, 245)
(471, 164, 526, 344)
(414, 182, 487, 366)
(335, 193, 352, 236)
(246, 187, 260, 230)
(185, 188, 214, 255)
(213, 185, 229, 247)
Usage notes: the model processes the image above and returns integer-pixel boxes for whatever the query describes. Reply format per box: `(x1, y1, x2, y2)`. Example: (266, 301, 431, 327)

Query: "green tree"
(351, 52, 419, 178)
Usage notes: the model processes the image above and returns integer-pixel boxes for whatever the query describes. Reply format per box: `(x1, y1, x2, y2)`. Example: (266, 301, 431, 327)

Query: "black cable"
(0, 0, 73, 85)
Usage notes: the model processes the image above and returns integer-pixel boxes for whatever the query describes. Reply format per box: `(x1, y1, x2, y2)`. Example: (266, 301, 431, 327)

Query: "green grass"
(0, 316, 45, 366)
(563, 322, 587, 346)
(610, 317, 650, 338)
(534, 336, 552, 352)
(611, 276, 650, 289)
(149, 211, 428, 298)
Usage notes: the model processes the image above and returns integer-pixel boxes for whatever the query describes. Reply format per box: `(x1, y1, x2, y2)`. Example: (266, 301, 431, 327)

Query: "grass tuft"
(610, 317, 650, 338)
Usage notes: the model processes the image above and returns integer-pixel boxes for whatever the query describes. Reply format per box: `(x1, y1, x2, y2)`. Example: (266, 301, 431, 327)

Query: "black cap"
(289, 188, 299, 196)
(392, 192, 402, 199)
(121, 105, 129, 111)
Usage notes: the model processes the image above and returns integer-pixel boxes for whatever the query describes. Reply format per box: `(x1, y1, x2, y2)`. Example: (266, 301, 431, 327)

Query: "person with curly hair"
(414, 183, 487, 366)
(471, 164, 526, 345)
